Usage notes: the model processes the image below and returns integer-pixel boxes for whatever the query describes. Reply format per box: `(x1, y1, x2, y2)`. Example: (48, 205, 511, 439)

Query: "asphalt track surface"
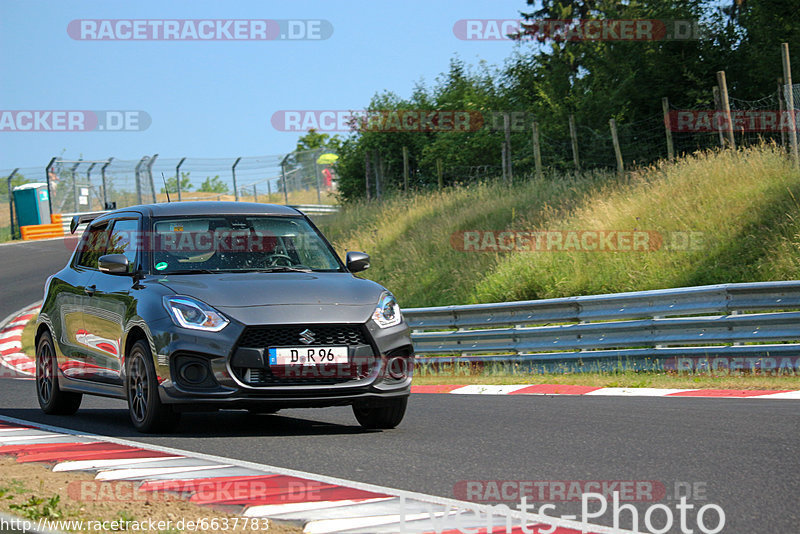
(0, 238, 798, 533)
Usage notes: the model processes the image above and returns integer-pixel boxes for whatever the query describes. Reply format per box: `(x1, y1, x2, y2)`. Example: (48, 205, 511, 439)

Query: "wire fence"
(1, 148, 339, 228)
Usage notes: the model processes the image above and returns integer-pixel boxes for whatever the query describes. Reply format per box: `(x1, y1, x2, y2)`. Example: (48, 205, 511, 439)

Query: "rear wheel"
(353, 397, 407, 429)
(126, 340, 181, 433)
(36, 331, 82, 415)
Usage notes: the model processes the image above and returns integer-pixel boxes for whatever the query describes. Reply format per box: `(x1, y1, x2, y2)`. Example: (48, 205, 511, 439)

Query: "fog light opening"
(180, 362, 209, 385)
(387, 356, 408, 380)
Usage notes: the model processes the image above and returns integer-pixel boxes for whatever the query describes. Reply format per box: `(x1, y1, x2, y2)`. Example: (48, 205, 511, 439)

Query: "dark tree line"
(333, 0, 799, 201)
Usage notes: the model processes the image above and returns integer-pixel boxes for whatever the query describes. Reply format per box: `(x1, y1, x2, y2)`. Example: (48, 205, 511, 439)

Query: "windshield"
(150, 215, 341, 274)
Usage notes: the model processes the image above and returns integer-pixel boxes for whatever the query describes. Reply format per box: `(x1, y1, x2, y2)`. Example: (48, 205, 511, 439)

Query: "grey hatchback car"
(35, 202, 413, 433)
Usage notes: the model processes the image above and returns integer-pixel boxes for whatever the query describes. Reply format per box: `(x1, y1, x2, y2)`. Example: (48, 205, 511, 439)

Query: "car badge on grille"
(299, 329, 315, 345)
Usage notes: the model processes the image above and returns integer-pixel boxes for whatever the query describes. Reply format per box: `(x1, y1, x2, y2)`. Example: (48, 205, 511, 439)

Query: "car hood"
(157, 272, 386, 324)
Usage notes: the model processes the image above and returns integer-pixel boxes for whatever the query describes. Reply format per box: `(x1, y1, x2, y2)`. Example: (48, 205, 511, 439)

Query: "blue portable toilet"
(13, 183, 51, 227)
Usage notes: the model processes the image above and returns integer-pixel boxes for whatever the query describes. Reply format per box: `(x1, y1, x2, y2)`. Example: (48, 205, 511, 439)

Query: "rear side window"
(76, 223, 110, 269)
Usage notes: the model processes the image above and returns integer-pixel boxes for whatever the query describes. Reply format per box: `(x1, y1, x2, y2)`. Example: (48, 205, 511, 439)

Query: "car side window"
(107, 219, 140, 273)
(76, 223, 111, 270)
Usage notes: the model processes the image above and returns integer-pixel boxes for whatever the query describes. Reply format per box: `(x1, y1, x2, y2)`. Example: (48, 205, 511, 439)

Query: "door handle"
(84, 285, 96, 297)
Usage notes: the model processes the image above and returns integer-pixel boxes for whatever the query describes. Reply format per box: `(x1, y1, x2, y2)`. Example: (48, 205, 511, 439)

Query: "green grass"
(320, 145, 800, 307)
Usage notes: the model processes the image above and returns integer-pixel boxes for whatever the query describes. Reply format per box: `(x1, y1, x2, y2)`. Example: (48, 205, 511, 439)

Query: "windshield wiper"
(248, 266, 313, 273)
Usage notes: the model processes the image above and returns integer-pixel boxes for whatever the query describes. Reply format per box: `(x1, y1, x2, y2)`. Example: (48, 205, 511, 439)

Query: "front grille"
(233, 324, 376, 387)
(237, 325, 369, 348)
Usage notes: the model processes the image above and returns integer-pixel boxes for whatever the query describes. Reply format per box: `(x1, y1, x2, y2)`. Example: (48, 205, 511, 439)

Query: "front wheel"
(353, 397, 407, 429)
(36, 331, 82, 415)
(126, 340, 181, 433)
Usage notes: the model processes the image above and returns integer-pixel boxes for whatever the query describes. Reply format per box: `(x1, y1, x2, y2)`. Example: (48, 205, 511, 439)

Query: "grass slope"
(321, 145, 800, 308)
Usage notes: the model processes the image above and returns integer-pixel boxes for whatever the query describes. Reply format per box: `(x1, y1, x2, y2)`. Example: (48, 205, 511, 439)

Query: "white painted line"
(0, 433, 70, 443)
(584, 387, 695, 396)
(243, 498, 394, 518)
(0, 341, 22, 352)
(304, 511, 448, 534)
(752, 390, 800, 399)
(95, 464, 233, 481)
(0, 330, 23, 341)
(54, 457, 185, 472)
(450, 384, 532, 395)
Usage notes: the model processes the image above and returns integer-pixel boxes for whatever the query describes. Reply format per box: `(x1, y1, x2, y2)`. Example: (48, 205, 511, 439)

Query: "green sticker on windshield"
(155, 262, 168, 271)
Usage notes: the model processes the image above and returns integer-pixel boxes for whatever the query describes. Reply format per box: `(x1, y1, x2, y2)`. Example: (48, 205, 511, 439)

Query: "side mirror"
(346, 251, 370, 273)
(98, 254, 130, 274)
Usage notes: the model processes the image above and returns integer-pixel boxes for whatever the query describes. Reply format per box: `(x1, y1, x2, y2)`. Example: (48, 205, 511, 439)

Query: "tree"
(198, 175, 228, 194)
(160, 171, 192, 194)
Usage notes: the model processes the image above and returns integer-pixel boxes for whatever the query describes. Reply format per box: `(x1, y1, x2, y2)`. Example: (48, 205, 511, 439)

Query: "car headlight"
(163, 296, 229, 332)
(372, 291, 402, 328)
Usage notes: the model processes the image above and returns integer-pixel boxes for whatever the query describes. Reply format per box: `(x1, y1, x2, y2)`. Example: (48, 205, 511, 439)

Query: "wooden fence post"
(716, 71, 736, 149)
(402, 146, 409, 192)
(532, 121, 543, 180)
(712, 86, 725, 147)
(503, 113, 513, 184)
(662, 97, 675, 161)
(436, 159, 443, 190)
(609, 118, 624, 178)
(364, 152, 371, 201)
(569, 114, 581, 171)
(782, 42, 799, 167)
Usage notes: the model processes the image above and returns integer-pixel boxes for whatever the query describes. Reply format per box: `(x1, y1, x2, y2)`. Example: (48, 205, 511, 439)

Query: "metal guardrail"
(404, 281, 800, 372)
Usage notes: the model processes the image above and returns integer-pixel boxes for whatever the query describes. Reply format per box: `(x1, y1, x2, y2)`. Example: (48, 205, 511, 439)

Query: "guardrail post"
(45, 157, 56, 216)
(175, 157, 186, 201)
(6, 168, 19, 240)
(101, 158, 112, 208)
(232, 157, 242, 201)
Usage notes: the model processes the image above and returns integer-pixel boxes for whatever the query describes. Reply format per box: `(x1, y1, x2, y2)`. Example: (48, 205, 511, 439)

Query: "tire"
(126, 340, 181, 433)
(36, 331, 82, 415)
(353, 397, 407, 429)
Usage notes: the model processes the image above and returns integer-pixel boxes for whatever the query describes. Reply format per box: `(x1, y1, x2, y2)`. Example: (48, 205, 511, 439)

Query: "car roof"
(110, 201, 302, 218)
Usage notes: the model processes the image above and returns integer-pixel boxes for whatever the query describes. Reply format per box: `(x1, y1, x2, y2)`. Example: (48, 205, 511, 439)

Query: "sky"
(0, 0, 530, 175)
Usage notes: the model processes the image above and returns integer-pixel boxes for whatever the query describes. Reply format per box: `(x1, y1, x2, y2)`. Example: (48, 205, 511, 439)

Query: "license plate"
(268, 346, 348, 366)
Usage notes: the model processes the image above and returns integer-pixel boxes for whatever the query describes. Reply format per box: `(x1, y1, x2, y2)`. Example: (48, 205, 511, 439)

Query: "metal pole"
(146, 154, 158, 203)
(86, 163, 96, 210)
(253, 184, 258, 203)
(662, 97, 675, 161)
(280, 154, 290, 204)
(314, 150, 322, 204)
(716, 71, 735, 149)
(782, 43, 799, 166)
(134, 156, 147, 205)
(101, 158, 112, 208)
(70, 160, 81, 212)
(45, 157, 56, 216)
(175, 157, 186, 201)
(7, 169, 18, 240)
(232, 157, 242, 201)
